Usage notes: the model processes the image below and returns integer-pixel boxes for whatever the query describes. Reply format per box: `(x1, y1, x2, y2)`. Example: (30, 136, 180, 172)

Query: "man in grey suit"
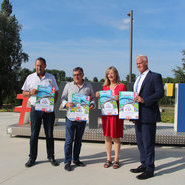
(130, 55, 164, 180)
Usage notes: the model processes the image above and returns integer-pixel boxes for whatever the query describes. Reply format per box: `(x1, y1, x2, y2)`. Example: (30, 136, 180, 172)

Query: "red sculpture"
(14, 94, 31, 125)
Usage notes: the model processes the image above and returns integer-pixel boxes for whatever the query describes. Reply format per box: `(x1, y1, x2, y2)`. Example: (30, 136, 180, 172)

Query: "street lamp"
(127, 10, 133, 84)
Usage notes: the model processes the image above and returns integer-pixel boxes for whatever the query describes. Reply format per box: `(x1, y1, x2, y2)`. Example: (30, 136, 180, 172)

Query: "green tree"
(84, 77, 90, 82)
(1, 0, 12, 16)
(46, 69, 66, 85)
(162, 77, 175, 83)
(93, 77, 98, 82)
(100, 78, 105, 83)
(18, 68, 32, 87)
(126, 73, 136, 82)
(173, 50, 185, 83)
(65, 77, 73, 82)
(0, 0, 28, 106)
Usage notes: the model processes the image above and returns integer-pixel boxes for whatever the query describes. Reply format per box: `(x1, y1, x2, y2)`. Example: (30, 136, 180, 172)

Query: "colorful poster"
(68, 94, 90, 121)
(35, 85, 56, 112)
(99, 90, 118, 115)
(119, 91, 139, 119)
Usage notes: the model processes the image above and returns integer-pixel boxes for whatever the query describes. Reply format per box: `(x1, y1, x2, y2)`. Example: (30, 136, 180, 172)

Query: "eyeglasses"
(73, 73, 82, 77)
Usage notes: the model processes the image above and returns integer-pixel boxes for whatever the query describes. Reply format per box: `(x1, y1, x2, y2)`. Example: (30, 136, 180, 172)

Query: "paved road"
(0, 112, 185, 185)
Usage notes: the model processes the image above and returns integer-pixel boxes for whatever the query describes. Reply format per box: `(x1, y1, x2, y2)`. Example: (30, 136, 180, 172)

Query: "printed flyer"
(119, 91, 139, 119)
(68, 93, 90, 121)
(35, 85, 56, 112)
(99, 90, 118, 115)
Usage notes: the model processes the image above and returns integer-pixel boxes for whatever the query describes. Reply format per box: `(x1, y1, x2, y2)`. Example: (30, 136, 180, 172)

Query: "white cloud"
(108, 18, 130, 30)
(21, 38, 130, 80)
(123, 18, 130, 24)
(21, 36, 185, 80)
(118, 24, 129, 30)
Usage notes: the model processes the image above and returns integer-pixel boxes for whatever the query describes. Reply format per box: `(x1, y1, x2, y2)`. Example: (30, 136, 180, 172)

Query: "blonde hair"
(103, 66, 120, 87)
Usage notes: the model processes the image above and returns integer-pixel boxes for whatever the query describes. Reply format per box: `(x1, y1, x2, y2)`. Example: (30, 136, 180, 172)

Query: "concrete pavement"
(0, 112, 185, 185)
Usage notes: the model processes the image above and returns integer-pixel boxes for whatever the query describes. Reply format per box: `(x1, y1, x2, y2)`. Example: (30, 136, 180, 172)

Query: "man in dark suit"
(130, 55, 164, 180)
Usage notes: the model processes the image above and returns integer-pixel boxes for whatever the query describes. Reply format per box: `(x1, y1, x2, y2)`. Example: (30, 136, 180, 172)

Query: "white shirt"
(134, 69, 149, 94)
(22, 72, 59, 105)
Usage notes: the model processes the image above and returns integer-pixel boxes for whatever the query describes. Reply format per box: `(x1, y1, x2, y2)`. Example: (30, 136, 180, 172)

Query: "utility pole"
(127, 10, 133, 83)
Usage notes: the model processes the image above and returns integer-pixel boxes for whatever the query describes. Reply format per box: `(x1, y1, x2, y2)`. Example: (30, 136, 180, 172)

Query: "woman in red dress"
(96, 66, 126, 169)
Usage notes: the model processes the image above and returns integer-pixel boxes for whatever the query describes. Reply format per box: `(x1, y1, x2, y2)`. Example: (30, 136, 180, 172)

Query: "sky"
(3, 0, 185, 80)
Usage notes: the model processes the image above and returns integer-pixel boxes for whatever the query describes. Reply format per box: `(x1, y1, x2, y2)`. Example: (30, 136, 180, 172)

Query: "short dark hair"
(36, 57, 46, 65)
(73, 67, 84, 74)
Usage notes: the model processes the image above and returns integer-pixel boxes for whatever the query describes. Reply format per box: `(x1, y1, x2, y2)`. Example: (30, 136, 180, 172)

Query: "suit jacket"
(136, 71, 164, 123)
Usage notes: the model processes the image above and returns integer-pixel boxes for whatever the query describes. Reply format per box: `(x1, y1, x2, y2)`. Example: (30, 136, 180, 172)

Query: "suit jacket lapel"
(139, 70, 151, 95)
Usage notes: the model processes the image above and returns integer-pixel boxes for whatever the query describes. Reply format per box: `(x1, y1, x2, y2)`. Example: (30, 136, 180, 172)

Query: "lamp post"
(127, 10, 133, 84)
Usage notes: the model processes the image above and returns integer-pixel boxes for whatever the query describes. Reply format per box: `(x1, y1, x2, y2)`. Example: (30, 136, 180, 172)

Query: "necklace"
(110, 83, 118, 91)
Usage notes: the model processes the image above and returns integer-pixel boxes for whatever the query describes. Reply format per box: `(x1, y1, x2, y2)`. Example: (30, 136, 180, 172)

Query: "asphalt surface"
(0, 112, 185, 185)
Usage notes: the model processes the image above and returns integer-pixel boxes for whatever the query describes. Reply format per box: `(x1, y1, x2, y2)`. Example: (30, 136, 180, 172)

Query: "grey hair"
(136, 55, 148, 63)
(73, 67, 84, 74)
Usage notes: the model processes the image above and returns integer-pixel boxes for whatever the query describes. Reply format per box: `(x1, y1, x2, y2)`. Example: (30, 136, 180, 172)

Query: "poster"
(119, 91, 139, 119)
(35, 85, 56, 112)
(68, 93, 90, 121)
(99, 90, 118, 115)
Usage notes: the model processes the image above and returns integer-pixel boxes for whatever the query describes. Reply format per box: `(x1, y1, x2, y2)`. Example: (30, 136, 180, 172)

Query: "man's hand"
(89, 104, 94, 110)
(30, 89, 38, 96)
(23, 89, 38, 97)
(134, 95, 144, 103)
(66, 102, 74, 108)
(95, 91, 100, 98)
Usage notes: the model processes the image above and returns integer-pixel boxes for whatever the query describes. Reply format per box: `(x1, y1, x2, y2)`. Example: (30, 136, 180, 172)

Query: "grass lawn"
(0, 104, 15, 112)
(160, 107, 174, 123)
(0, 108, 14, 112)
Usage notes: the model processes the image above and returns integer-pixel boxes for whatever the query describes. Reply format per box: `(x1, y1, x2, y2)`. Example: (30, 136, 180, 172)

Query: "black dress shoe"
(48, 158, 59, 166)
(73, 160, 85, 167)
(130, 165, 146, 173)
(136, 171, 154, 180)
(64, 163, 72, 171)
(25, 159, 35, 168)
